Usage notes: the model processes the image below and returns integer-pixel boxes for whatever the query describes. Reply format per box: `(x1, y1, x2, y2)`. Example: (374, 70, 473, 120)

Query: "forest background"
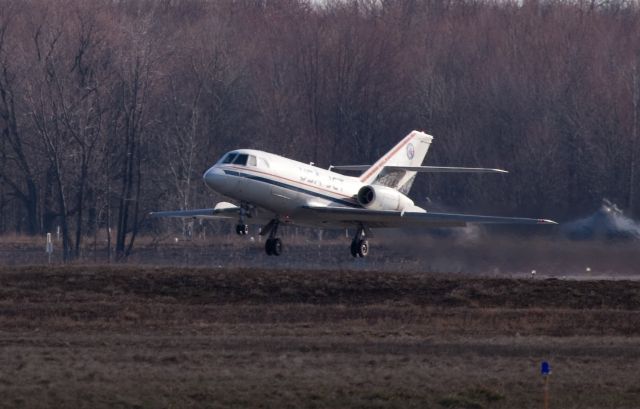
(1, 0, 639, 260)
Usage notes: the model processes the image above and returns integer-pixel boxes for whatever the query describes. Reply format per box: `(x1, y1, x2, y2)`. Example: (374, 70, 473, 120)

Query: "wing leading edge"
(301, 206, 557, 228)
(149, 202, 239, 219)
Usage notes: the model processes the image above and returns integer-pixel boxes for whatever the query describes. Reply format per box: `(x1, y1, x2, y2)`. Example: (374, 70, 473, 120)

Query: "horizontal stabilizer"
(330, 165, 507, 173)
(386, 166, 507, 174)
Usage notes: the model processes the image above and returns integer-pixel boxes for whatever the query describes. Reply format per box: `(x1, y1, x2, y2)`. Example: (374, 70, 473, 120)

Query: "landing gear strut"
(235, 202, 251, 235)
(350, 224, 369, 258)
(262, 219, 282, 256)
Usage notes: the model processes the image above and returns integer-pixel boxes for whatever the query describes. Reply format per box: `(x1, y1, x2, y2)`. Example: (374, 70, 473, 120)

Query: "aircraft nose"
(203, 166, 224, 190)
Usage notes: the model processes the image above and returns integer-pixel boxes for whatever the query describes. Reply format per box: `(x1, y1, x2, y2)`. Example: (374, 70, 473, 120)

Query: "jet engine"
(356, 185, 414, 211)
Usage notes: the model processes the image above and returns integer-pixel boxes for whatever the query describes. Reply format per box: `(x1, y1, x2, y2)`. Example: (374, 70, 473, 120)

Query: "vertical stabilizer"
(360, 131, 433, 194)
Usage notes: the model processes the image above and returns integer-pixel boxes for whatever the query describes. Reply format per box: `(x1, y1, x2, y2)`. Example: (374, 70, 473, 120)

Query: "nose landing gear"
(235, 202, 252, 236)
(235, 224, 249, 235)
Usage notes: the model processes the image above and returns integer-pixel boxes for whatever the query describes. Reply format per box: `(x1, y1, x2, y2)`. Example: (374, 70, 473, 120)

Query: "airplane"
(150, 130, 556, 257)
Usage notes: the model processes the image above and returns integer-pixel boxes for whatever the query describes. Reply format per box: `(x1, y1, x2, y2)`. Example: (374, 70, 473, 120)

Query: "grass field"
(1, 265, 640, 408)
(4, 232, 640, 279)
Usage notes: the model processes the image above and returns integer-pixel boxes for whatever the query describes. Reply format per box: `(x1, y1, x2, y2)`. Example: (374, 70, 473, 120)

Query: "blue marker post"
(541, 361, 551, 409)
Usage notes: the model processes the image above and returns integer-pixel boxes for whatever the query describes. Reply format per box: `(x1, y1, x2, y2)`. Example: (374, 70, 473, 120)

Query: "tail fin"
(360, 130, 433, 194)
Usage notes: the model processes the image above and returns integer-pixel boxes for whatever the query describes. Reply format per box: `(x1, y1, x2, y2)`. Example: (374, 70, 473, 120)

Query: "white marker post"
(46, 233, 53, 264)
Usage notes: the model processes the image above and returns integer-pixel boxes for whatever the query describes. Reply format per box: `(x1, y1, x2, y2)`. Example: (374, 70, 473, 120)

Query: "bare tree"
(2, 0, 640, 251)
(111, 13, 160, 259)
(0, 4, 40, 235)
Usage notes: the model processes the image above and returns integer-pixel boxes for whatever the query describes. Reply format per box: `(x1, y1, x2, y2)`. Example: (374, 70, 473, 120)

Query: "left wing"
(149, 202, 240, 220)
(301, 206, 557, 228)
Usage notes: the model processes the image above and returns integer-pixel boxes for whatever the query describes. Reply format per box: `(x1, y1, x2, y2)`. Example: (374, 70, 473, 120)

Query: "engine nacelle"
(356, 185, 414, 211)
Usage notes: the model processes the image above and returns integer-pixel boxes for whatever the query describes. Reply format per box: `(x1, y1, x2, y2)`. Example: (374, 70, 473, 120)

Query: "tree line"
(1, 0, 639, 259)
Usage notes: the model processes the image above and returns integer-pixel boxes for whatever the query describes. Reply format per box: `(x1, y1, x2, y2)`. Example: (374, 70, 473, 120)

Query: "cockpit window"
(221, 153, 237, 164)
(219, 152, 257, 167)
(232, 154, 248, 166)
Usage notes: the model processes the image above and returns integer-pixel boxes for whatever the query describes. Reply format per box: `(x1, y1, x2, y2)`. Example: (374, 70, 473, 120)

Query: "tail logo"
(406, 143, 415, 160)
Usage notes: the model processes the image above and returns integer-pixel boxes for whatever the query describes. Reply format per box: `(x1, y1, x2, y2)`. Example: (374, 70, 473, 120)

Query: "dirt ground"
(1, 265, 639, 409)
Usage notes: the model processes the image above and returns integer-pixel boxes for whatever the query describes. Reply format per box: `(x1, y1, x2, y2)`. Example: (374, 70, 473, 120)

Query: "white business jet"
(151, 130, 556, 257)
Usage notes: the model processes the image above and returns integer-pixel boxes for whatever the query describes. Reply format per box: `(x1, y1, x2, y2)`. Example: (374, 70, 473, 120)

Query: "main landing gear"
(350, 224, 369, 258)
(261, 219, 282, 256)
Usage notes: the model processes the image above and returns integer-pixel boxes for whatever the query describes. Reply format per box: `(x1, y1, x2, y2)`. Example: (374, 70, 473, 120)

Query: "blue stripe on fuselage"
(223, 170, 361, 208)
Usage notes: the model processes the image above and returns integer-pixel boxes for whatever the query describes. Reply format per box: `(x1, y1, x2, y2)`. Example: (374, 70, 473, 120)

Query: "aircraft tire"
(272, 238, 283, 256)
(357, 239, 369, 257)
(265, 238, 274, 255)
(350, 241, 359, 257)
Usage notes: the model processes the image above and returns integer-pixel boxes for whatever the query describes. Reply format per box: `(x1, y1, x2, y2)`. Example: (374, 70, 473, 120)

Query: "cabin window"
(257, 157, 270, 168)
(247, 155, 257, 167)
(221, 153, 237, 164)
(232, 153, 248, 166)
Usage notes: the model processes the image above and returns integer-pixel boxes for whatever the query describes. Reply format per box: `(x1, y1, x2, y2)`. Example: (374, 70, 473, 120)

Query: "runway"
(1, 265, 639, 408)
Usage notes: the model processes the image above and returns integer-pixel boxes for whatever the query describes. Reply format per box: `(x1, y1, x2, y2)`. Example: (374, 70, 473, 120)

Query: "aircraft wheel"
(271, 238, 283, 256)
(265, 238, 274, 255)
(350, 241, 359, 257)
(357, 239, 369, 257)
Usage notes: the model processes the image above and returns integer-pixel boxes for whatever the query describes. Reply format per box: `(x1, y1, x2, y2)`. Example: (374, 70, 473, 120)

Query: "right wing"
(149, 202, 240, 220)
(301, 206, 557, 228)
